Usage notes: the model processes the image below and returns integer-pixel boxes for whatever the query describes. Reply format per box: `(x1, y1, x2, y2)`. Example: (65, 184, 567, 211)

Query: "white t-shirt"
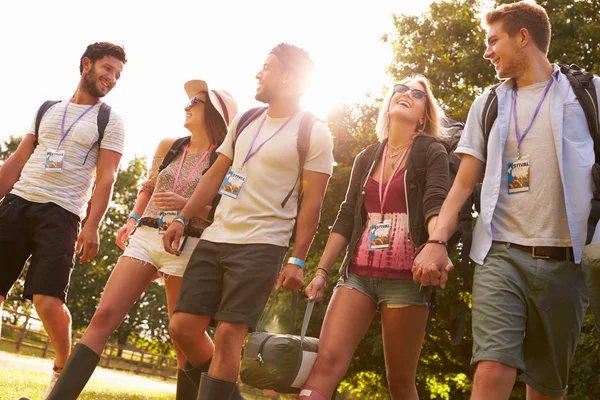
(201, 109, 334, 247)
(492, 80, 572, 246)
(11, 100, 125, 219)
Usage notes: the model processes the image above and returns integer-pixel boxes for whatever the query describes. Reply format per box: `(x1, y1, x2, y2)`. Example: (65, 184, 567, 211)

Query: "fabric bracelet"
(414, 239, 448, 257)
(316, 267, 329, 277)
(288, 257, 305, 269)
(173, 215, 186, 226)
(129, 212, 140, 224)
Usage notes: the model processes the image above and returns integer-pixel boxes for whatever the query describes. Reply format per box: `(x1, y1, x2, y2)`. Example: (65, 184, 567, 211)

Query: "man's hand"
(305, 272, 327, 301)
(152, 190, 187, 211)
(76, 225, 100, 264)
(163, 221, 185, 256)
(412, 243, 449, 288)
(115, 219, 137, 250)
(276, 264, 304, 292)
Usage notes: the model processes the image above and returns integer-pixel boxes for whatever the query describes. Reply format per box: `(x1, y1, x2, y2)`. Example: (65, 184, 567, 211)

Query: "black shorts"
(0, 194, 80, 302)
(175, 240, 287, 331)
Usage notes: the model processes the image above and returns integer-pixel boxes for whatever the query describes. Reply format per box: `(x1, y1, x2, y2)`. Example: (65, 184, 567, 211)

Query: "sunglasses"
(185, 96, 205, 109)
(394, 84, 428, 100)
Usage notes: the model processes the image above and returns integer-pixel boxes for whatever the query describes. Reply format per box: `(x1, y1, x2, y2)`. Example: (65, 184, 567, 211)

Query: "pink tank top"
(349, 169, 415, 279)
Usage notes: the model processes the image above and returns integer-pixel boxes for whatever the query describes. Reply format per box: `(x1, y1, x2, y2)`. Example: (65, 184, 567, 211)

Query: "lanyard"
(512, 79, 553, 158)
(378, 142, 412, 217)
(172, 144, 214, 194)
(59, 100, 99, 149)
(241, 110, 300, 169)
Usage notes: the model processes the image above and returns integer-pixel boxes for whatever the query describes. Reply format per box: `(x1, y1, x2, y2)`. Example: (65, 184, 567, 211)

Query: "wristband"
(128, 212, 140, 224)
(173, 215, 187, 226)
(426, 239, 447, 246)
(316, 267, 329, 276)
(288, 257, 305, 269)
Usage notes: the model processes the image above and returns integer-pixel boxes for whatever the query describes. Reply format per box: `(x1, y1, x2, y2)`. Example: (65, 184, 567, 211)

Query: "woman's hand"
(305, 271, 328, 301)
(153, 190, 187, 211)
(116, 218, 137, 250)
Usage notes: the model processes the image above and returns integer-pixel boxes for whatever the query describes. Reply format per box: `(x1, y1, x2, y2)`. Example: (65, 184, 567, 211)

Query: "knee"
(33, 295, 68, 319)
(214, 322, 247, 350)
(312, 348, 344, 374)
(474, 361, 516, 386)
(169, 313, 202, 347)
(88, 306, 121, 333)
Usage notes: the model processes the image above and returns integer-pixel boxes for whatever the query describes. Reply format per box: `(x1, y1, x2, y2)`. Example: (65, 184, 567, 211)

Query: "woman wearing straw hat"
(45, 80, 239, 400)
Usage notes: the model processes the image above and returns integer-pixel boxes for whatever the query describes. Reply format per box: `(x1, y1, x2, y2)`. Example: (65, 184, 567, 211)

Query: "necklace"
(387, 141, 411, 152)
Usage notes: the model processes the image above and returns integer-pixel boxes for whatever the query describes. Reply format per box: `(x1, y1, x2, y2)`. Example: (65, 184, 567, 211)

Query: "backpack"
(158, 136, 221, 220)
(414, 64, 599, 344)
(35, 100, 111, 227)
(233, 107, 318, 242)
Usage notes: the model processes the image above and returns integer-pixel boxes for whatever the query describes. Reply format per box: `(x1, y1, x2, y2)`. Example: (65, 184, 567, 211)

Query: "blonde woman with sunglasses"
(299, 76, 451, 400)
(45, 80, 240, 400)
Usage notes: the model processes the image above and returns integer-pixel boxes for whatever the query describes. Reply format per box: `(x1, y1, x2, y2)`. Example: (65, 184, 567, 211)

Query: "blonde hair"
(375, 75, 447, 142)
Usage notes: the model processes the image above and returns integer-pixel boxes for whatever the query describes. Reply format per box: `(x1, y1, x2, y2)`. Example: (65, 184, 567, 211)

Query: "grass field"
(0, 368, 175, 400)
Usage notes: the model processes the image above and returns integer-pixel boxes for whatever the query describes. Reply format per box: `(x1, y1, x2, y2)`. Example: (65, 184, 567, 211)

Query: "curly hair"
(79, 42, 127, 74)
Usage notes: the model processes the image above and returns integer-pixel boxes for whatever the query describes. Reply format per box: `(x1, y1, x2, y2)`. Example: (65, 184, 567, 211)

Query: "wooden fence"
(1, 308, 177, 381)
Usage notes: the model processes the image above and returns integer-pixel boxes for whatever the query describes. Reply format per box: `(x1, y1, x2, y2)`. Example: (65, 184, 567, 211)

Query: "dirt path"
(0, 350, 175, 393)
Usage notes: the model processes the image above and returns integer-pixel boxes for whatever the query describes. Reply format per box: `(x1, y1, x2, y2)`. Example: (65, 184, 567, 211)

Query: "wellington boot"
(197, 372, 236, 400)
(45, 343, 100, 400)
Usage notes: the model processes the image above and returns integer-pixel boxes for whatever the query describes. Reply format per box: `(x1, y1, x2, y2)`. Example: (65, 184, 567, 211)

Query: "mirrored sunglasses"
(394, 84, 428, 100)
(185, 96, 205, 109)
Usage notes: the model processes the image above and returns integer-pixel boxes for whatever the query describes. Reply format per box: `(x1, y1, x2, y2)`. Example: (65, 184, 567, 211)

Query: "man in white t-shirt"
(163, 43, 334, 398)
(0, 42, 126, 399)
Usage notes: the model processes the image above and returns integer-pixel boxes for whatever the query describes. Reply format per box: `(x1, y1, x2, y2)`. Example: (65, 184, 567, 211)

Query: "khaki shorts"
(472, 243, 587, 398)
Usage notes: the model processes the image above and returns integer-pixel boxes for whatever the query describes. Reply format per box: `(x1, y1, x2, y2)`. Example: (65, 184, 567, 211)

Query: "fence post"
(15, 313, 31, 354)
(106, 344, 112, 369)
(42, 339, 51, 358)
(136, 350, 145, 374)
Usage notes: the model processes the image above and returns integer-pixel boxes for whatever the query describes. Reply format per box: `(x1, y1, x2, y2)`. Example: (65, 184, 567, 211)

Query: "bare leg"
(169, 312, 214, 366)
(380, 304, 428, 400)
(471, 361, 517, 400)
(164, 275, 214, 369)
(80, 257, 156, 355)
(208, 321, 248, 382)
(33, 295, 73, 368)
(302, 287, 377, 399)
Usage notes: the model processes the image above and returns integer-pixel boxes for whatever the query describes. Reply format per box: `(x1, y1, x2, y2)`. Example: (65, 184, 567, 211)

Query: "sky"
(0, 0, 433, 164)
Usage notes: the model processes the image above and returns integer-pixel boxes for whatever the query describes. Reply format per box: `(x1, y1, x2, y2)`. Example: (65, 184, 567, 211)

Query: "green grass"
(0, 368, 175, 400)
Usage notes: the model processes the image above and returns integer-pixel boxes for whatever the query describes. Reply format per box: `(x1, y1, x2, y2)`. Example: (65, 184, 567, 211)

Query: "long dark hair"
(203, 92, 228, 147)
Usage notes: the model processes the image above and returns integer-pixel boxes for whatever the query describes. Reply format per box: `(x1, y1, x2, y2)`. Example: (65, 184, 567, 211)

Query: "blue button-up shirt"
(456, 64, 600, 264)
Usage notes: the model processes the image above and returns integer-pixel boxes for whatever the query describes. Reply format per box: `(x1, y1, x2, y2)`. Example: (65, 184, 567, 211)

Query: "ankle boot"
(176, 367, 199, 400)
(45, 343, 100, 400)
(197, 372, 236, 400)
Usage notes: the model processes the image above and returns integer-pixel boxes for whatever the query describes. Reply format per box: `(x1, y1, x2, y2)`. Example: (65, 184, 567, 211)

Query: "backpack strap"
(559, 64, 599, 162)
(281, 112, 318, 208)
(481, 83, 501, 157)
(34, 100, 61, 147)
(233, 107, 268, 147)
(96, 102, 111, 146)
(159, 136, 192, 172)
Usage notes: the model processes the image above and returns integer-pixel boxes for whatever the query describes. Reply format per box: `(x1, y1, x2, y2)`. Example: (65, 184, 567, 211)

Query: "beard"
(82, 66, 106, 98)
(498, 46, 528, 81)
(255, 86, 274, 104)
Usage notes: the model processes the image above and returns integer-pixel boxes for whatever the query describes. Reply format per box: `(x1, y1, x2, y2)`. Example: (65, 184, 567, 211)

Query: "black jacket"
(330, 135, 449, 279)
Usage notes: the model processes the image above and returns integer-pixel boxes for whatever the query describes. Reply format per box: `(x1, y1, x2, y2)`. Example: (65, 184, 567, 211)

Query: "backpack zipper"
(256, 335, 273, 367)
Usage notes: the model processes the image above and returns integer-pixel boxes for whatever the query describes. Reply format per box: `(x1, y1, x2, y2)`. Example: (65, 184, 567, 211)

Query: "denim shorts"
(336, 272, 429, 310)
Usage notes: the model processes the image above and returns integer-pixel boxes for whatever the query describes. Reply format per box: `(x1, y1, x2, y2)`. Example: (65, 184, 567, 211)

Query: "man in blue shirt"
(413, 2, 599, 399)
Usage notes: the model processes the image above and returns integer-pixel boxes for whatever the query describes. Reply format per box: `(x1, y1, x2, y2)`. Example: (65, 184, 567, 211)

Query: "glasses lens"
(394, 84, 410, 94)
(412, 90, 427, 100)
(186, 97, 196, 109)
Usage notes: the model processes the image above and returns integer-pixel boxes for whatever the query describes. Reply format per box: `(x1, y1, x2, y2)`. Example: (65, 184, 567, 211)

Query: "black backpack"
(158, 136, 221, 221)
(413, 64, 599, 344)
(233, 107, 318, 242)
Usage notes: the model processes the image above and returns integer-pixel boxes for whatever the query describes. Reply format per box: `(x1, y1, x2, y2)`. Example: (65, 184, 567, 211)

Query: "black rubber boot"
(176, 367, 200, 400)
(184, 359, 244, 399)
(45, 343, 100, 400)
(197, 372, 236, 400)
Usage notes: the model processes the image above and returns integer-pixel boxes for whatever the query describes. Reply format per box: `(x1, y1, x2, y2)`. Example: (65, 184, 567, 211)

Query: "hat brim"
(184, 79, 238, 127)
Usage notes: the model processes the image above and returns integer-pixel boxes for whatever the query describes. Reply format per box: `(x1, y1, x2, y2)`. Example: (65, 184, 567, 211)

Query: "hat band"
(212, 90, 229, 124)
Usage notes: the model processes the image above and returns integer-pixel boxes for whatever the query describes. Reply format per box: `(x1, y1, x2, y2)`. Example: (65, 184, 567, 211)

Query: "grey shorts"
(336, 272, 429, 310)
(472, 243, 588, 398)
(174, 240, 288, 331)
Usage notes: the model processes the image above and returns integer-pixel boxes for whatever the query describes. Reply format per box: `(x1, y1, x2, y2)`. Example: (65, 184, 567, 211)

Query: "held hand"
(276, 264, 304, 293)
(305, 273, 327, 301)
(115, 219, 137, 250)
(163, 220, 185, 256)
(153, 190, 187, 211)
(76, 225, 100, 264)
(412, 242, 449, 287)
(439, 257, 455, 289)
